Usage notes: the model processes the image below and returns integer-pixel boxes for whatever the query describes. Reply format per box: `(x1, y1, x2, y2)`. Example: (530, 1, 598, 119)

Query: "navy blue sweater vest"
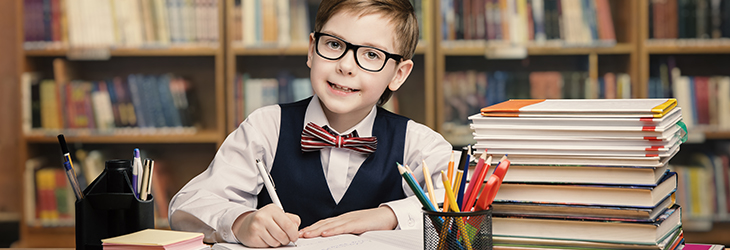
(257, 97, 409, 228)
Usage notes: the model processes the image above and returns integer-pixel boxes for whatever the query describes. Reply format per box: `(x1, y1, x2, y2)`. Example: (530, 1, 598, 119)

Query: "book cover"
(480, 99, 678, 118)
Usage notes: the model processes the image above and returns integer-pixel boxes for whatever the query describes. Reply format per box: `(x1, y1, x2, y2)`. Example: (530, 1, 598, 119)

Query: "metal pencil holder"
(423, 206, 492, 250)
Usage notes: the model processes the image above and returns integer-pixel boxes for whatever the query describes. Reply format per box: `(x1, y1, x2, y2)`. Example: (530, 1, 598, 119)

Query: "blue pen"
(133, 148, 142, 198)
(57, 134, 84, 200)
(456, 145, 471, 210)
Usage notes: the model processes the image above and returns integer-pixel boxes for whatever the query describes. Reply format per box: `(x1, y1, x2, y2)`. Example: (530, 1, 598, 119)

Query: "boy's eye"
(363, 50, 383, 60)
(326, 40, 342, 50)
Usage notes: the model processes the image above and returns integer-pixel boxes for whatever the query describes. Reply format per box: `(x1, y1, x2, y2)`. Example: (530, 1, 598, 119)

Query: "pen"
(57, 134, 84, 200)
(421, 160, 438, 210)
(256, 159, 282, 209)
(140, 158, 154, 201)
(132, 148, 142, 198)
(456, 146, 470, 209)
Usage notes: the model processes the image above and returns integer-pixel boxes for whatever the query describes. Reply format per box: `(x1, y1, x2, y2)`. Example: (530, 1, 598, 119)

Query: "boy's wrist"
(232, 211, 254, 243)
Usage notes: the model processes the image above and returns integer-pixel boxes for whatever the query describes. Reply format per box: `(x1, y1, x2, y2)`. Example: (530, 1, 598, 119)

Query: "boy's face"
(307, 11, 414, 120)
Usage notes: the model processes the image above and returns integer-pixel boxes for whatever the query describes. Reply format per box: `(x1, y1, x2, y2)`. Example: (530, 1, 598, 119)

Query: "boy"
(169, 0, 452, 247)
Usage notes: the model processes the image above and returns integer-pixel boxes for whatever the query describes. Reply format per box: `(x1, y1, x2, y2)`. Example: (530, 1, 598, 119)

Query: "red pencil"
(464, 153, 492, 211)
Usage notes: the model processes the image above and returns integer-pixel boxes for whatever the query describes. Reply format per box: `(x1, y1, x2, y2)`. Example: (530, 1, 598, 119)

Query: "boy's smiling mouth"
(328, 81, 360, 93)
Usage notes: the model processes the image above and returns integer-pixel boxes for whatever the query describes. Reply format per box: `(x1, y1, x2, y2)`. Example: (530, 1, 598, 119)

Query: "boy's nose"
(337, 50, 357, 76)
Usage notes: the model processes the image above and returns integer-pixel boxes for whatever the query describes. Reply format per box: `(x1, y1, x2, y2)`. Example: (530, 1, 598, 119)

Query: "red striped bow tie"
(301, 122, 377, 154)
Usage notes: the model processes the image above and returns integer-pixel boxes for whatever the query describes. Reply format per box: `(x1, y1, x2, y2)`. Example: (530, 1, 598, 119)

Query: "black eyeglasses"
(314, 32, 404, 72)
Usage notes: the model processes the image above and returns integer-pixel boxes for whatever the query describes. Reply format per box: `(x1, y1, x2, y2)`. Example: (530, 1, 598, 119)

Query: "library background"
(0, 0, 729, 248)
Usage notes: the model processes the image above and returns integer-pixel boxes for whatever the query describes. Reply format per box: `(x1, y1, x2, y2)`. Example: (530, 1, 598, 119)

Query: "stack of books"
(469, 98, 686, 250)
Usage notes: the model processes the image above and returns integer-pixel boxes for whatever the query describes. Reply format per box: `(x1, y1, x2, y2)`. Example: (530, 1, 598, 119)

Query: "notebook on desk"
(211, 229, 421, 250)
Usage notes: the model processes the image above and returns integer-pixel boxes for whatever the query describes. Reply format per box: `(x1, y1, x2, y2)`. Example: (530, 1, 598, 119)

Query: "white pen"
(255, 159, 282, 209)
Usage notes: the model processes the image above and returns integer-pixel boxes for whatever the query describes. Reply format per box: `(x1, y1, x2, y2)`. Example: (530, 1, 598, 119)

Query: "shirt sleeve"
(168, 105, 281, 243)
(382, 120, 452, 230)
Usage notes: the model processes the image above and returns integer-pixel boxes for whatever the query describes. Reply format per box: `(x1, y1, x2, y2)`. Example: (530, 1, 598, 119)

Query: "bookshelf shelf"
(23, 130, 221, 144)
(441, 43, 634, 56)
(645, 43, 730, 54)
(25, 47, 221, 57)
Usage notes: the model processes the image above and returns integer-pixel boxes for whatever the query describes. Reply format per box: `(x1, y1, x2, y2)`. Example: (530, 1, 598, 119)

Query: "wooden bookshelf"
(15, 0, 227, 247)
(433, 0, 640, 134)
(10, 0, 730, 247)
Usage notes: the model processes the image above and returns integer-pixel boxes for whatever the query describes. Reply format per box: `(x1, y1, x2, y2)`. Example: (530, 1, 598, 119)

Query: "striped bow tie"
(301, 122, 377, 154)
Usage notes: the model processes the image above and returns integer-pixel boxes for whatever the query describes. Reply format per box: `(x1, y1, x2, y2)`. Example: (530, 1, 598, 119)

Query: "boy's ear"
(306, 33, 315, 68)
(388, 59, 414, 92)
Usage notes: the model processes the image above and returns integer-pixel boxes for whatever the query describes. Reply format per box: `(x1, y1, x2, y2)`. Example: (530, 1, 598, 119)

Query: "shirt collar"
(304, 95, 377, 137)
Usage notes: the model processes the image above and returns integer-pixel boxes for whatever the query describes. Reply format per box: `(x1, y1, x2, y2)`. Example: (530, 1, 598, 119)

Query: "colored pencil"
(422, 160, 438, 209)
(443, 152, 455, 212)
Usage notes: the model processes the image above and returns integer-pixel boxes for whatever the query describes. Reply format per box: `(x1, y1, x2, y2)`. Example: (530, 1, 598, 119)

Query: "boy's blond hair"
(314, 0, 419, 106)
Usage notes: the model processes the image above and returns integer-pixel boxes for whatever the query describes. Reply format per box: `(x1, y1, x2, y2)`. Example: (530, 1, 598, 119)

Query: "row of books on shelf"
(24, 149, 171, 228)
(22, 71, 200, 135)
(650, 0, 730, 39)
(471, 98, 685, 249)
(230, 0, 429, 48)
(647, 59, 730, 130)
(232, 72, 312, 127)
(23, 0, 219, 50)
(441, 70, 631, 145)
(441, 0, 616, 46)
(670, 149, 730, 231)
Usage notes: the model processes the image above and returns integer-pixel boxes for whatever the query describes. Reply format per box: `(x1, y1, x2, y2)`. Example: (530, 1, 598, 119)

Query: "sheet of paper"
(211, 230, 421, 250)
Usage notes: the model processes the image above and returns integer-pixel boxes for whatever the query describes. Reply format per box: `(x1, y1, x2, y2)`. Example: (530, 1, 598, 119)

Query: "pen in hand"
(255, 159, 297, 246)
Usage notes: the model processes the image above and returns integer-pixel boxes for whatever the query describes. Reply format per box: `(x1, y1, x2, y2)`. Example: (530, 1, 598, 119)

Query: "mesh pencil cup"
(423, 206, 492, 250)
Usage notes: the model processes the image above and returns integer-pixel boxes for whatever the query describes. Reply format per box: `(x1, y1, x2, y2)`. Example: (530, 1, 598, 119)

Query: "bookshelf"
(15, 0, 226, 247)
(10, 0, 730, 247)
(639, 0, 730, 245)
(434, 0, 640, 146)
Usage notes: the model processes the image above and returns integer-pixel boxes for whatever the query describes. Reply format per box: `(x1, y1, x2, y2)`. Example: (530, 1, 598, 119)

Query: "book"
(493, 205, 682, 245)
(484, 150, 677, 167)
(683, 243, 727, 250)
(493, 225, 683, 250)
(493, 172, 678, 208)
(470, 107, 682, 127)
(480, 98, 677, 118)
(492, 193, 676, 221)
(212, 229, 421, 250)
(488, 162, 670, 186)
(101, 229, 208, 250)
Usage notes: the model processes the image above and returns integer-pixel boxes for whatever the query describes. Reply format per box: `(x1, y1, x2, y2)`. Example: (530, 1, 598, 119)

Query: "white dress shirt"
(168, 95, 452, 243)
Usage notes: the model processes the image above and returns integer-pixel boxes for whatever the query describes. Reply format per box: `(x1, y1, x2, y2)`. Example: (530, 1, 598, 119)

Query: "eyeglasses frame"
(313, 32, 404, 72)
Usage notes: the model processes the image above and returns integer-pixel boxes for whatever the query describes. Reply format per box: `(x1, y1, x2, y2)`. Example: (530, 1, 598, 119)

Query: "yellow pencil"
(422, 160, 439, 210)
(440, 171, 473, 250)
(452, 170, 464, 210)
(443, 152, 455, 212)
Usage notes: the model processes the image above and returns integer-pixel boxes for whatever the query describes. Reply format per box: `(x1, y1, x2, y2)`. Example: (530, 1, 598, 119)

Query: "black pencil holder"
(423, 206, 492, 250)
(75, 159, 154, 250)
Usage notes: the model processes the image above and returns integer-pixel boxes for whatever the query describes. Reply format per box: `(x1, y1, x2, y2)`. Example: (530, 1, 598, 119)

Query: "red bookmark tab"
(645, 146, 663, 151)
(644, 136, 660, 141)
(646, 153, 659, 157)
(642, 126, 656, 132)
(639, 117, 654, 122)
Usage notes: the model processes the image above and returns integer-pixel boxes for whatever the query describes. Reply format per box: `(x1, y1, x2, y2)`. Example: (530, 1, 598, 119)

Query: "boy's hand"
(233, 204, 301, 247)
(299, 206, 397, 238)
